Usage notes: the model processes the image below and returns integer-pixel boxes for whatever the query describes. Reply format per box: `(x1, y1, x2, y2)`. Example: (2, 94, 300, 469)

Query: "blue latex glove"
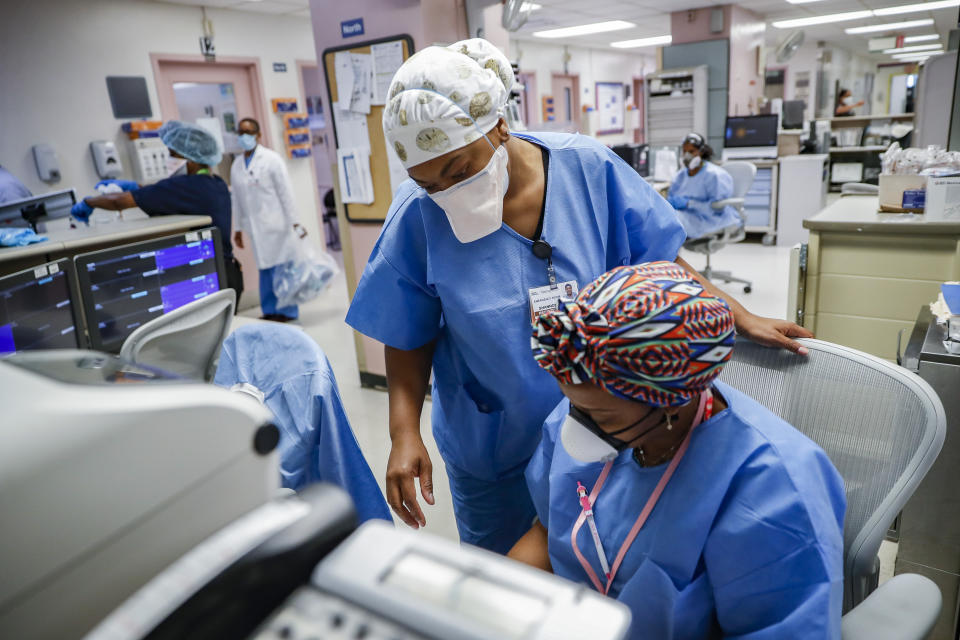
(71, 200, 93, 223)
(0, 228, 48, 247)
(668, 195, 689, 210)
(95, 179, 139, 192)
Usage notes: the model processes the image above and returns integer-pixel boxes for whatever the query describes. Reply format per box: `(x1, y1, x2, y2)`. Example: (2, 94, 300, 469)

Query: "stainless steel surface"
(897, 308, 960, 640)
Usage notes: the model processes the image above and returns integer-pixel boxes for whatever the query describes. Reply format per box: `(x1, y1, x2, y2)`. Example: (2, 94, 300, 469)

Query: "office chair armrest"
(711, 197, 744, 210)
(841, 574, 941, 640)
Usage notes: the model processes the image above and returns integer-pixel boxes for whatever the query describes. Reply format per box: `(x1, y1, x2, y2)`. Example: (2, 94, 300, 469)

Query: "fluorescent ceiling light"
(883, 43, 944, 53)
(904, 34, 940, 42)
(845, 18, 935, 33)
(893, 53, 941, 61)
(532, 20, 634, 38)
(773, 11, 872, 29)
(778, 2, 955, 32)
(892, 49, 944, 58)
(874, 0, 960, 16)
(610, 35, 672, 48)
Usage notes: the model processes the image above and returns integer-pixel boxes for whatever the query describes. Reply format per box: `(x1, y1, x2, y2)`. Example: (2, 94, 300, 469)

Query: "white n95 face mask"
(428, 143, 509, 243)
(561, 412, 621, 463)
(688, 155, 702, 170)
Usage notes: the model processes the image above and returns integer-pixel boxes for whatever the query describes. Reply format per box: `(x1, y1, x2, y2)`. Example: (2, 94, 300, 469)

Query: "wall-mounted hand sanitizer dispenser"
(32, 144, 61, 183)
(90, 140, 122, 179)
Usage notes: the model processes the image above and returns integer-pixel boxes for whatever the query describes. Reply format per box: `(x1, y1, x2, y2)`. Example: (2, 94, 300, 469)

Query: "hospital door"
(551, 74, 580, 132)
(154, 59, 265, 311)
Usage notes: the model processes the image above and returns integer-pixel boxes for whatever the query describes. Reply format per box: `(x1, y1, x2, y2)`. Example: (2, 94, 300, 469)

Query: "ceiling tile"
(231, 0, 302, 13)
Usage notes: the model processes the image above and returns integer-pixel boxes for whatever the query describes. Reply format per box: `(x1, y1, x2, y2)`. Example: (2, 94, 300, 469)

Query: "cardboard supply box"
(925, 176, 960, 220)
(878, 174, 928, 213)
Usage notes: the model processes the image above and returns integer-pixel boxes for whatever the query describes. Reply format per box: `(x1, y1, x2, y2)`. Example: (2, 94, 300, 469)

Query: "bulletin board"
(323, 34, 414, 223)
(596, 82, 625, 135)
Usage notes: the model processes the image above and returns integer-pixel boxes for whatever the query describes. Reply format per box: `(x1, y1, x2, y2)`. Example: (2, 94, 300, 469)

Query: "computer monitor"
(0, 188, 77, 233)
(74, 228, 226, 353)
(0, 259, 86, 355)
(781, 100, 805, 130)
(722, 115, 780, 160)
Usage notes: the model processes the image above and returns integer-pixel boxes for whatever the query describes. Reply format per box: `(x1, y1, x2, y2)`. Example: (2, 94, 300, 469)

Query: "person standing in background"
(835, 88, 864, 117)
(73, 121, 244, 303)
(231, 117, 304, 323)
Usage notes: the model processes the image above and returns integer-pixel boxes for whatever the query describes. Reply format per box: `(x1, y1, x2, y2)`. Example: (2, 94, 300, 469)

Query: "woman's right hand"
(386, 431, 435, 528)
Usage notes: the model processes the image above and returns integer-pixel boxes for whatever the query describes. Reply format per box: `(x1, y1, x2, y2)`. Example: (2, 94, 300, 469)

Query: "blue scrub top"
(525, 381, 846, 639)
(133, 174, 234, 259)
(346, 131, 686, 482)
(667, 162, 740, 240)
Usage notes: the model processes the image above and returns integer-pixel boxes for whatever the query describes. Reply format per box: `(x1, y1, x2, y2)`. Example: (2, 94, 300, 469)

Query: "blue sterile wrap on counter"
(0, 228, 48, 247)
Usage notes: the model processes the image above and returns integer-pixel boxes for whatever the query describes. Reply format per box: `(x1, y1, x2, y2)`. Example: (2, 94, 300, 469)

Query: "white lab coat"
(230, 145, 300, 270)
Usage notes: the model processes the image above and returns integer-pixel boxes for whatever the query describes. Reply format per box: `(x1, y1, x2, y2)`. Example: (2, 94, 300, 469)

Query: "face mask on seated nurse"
(512, 261, 846, 640)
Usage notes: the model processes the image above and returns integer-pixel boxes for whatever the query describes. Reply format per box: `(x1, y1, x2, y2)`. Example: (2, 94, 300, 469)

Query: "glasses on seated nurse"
(511, 262, 846, 639)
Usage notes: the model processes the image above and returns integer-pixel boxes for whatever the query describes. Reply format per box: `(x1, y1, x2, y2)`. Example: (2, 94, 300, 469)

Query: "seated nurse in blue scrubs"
(346, 37, 813, 555)
(667, 133, 741, 240)
(510, 262, 846, 639)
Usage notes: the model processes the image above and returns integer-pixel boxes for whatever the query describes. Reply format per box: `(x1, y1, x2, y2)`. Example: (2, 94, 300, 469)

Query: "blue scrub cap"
(159, 120, 223, 166)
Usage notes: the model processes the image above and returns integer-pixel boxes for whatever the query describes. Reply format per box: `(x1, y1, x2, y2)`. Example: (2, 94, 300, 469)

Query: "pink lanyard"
(570, 390, 713, 595)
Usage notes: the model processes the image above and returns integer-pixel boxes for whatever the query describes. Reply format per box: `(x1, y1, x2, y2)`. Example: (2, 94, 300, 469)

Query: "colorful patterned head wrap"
(382, 38, 514, 169)
(531, 262, 735, 407)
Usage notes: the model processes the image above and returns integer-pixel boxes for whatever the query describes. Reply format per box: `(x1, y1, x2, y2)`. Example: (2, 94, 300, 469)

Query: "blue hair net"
(159, 120, 223, 166)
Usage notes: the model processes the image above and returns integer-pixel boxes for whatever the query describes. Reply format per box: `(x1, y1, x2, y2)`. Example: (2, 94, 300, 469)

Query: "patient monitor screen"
(725, 115, 779, 148)
(75, 228, 224, 353)
(0, 260, 82, 354)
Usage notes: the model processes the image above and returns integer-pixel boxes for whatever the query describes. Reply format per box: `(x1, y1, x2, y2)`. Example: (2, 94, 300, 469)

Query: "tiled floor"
(245, 235, 896, 579)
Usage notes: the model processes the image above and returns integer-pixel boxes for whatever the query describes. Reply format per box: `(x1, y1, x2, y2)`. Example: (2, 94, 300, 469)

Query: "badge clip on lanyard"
(571, 390, 714, 595)
(532, 239, 557, 290)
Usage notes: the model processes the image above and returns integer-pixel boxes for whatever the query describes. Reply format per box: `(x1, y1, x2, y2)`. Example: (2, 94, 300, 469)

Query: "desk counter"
(0, 213, 212, 276)
(799, 196, 960, 361)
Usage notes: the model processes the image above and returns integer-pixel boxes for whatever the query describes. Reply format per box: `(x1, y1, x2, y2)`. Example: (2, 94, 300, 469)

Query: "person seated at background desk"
(666, 133, 740, 240)
(509, 262, 846, 639)
(835, 88, 865, 117)
(0, 165, 32, 205)
(70, 121, 242, 299)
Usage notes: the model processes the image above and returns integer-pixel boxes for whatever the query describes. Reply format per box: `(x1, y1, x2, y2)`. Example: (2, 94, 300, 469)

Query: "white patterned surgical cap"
(382, 38, 514, 169)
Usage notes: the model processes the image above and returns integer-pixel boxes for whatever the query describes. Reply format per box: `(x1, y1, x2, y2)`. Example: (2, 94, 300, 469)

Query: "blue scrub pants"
(445, 463, 537, 555)
(259, 266, 299, 319)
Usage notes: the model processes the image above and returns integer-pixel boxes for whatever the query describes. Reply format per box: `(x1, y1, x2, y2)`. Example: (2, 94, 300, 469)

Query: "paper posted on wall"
(334, 51, 373, 115)
(337, 147, 374, 204)
(332, 101, 370, 150)
(371, 41, 404, 105)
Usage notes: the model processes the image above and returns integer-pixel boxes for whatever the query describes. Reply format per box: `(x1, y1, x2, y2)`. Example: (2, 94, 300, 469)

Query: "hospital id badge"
(529, 280, 579, 323)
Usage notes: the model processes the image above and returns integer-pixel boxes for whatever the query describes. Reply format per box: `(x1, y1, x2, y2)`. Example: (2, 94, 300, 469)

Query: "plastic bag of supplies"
(272, 229, 339, 309)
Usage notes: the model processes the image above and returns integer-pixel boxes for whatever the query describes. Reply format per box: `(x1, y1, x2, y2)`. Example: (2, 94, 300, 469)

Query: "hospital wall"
(819, 45, 878, 117)
(309, 0, 467, 378)
(765, 40, 821, 123)
(510, 39, 655, 146)
(0, 0, 323, 243)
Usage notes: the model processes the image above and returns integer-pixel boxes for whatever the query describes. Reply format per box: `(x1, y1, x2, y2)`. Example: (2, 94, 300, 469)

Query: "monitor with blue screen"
(74, 227, 226, 352)
(0, 259, 86, 355)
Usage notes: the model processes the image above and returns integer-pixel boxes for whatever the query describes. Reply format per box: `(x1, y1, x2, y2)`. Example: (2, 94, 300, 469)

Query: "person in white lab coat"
(231, 117, 305, 322)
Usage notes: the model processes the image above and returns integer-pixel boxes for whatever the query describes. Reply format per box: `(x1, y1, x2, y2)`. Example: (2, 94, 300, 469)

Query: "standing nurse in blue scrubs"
(345, 39, 813, 554)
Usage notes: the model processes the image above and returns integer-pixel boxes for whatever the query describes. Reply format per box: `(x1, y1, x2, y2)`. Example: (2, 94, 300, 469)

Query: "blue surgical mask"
(239, 133, 258, 151)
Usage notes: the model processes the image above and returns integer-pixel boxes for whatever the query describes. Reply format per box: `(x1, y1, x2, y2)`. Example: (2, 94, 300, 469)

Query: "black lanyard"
(530, 146, 556, 289)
